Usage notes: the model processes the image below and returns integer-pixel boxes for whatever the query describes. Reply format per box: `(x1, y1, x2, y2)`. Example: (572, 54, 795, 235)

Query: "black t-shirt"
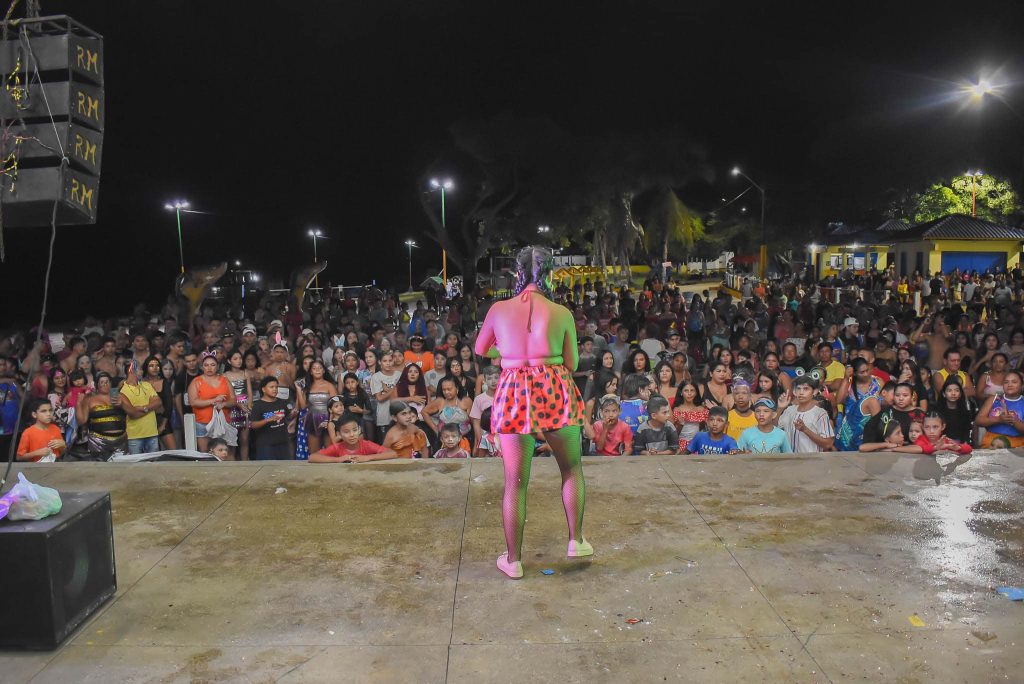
(862, 406, 926, 444)
(174, 371, 200, 414)
(250, 397, 291, 447)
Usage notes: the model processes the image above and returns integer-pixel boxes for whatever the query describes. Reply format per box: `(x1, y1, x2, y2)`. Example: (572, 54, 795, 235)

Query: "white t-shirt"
(369, 370, 401, 426)
(777, 404, 834, 453)
(470, 392, 494, 421)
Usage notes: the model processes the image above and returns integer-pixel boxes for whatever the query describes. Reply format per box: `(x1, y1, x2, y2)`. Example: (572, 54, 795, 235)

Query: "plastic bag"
(5, 473, 62, 521)
(206, 409, 238, 446)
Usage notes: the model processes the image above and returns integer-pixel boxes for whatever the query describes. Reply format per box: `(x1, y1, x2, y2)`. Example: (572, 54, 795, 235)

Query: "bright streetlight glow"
(164, 199, 192, 273)
(538, 225, 551, 234)
(308, 228, 323, 238)
(428, 179, 455, 285)
(731, 167, 740, 176)
(807, 243, 819, 251)
(307, 228, 327, 288)
(429, 177, 454, 190)
(234, 259, 241, 267)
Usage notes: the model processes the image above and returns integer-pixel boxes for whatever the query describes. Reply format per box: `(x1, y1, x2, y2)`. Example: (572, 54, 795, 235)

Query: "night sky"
(3, 1, 1023, 323)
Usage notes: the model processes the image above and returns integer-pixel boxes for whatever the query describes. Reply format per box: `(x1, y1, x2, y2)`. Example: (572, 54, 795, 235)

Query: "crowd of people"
(2, 262, 1023, 463)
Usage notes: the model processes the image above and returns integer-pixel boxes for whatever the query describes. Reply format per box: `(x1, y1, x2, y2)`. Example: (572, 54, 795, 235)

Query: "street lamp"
(404, 239, 417, 292)
(163, 199, 190, 273)
(428, 177, 454, 287)
(732, 166, 767, 279)
(966, 170, 984, 217)
(538, 225, 550, 234)
(308, 228, 326, 289)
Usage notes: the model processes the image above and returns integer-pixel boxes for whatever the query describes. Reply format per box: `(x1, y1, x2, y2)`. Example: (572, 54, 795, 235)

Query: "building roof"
(892, 214, 1024, 241)
(875, 219, 910, 233)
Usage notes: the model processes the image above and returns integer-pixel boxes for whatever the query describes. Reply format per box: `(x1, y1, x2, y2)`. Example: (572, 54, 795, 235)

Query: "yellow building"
(808, 215, 1024, 279)
(888, 215, 1024, 276)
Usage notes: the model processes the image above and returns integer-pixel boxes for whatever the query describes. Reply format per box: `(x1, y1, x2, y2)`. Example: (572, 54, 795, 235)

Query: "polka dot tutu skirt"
(491, 364, 585, 435)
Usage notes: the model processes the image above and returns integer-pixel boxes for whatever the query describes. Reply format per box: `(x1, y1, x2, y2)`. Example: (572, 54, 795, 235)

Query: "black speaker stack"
(0, 490, 117, 650)
(0, 15, 103, 227)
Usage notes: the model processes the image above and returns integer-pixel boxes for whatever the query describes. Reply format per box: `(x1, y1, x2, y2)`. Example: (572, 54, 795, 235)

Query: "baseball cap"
(242, 324, 257, 335)
(599, 394, 621, 408)
(301, 328, 314, 336)
(843, 317, 859, 328)
(752, 397, 777, 411)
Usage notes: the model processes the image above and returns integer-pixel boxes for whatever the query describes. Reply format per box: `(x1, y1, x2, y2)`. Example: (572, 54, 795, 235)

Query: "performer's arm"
(474, 310, 498, 358)
(562, 312, 579, 372)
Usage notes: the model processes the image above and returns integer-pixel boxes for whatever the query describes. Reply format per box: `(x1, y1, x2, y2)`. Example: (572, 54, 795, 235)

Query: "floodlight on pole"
(428, 177, 455, 287)
(731, 166, 768, 279)
(404, 239, 418, 292)
(163, 199, 191, 273)
(307, 228, 326, 289)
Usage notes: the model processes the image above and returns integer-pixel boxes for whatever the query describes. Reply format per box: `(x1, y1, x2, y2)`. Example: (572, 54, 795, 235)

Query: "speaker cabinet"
(0, 490, 116, 650)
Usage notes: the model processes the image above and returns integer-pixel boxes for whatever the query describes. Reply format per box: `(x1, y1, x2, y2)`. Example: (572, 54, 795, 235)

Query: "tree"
(640, 187, 706, 262)
(909, 174, 1020, 224)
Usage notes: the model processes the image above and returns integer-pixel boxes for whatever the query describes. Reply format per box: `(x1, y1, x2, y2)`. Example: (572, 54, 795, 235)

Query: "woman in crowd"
(395, 362, 429, 425)
(702, 361, 731, 408)
(652, 360, 677, 406)
(358, 348, 381, 427)
(443, 357, 475, 399)
(160, 359, 180, 448)
(224, 351, 253, 459)
(76, 353, 96, 386)
(297, 359, 336, 456)
(583, 370, 618, 438)
(834, 358, 882, 452)
(672, 381, 707, 452)
(75, 371, 127, 459)
(1006, 329, 1024, 369)
(457, 343, 481, 389)
(896, 359, 929, 411)
(934, 377, 977, 444)
(423, 376, 473, 449)
(188, 352, 237, 454)
(46, 368, 71, 438)
(976, 370, 1024, 448)
(949, 331, 975, 372)
(142, 355, 176, 451)
(977, 352, 1009, 401)
(970, 332, 1004, 376)
(338, 371, 372, 429)
(754, 369, 782, 403)
(622, 349, 651, 378)
(761, 351, 792, 393)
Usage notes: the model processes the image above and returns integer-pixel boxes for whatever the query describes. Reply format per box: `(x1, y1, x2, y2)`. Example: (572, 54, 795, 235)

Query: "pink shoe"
(497, 552, 523, 579)
(567, 538, 593, 557)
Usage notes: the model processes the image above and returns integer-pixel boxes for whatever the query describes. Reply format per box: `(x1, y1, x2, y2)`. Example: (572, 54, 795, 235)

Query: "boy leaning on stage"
(686, 406, 739, 455)
(737, 397, 792, 454)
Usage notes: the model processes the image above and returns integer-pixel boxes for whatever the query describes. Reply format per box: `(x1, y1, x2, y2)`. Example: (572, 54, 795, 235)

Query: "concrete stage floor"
(2, 451, 1023, 683)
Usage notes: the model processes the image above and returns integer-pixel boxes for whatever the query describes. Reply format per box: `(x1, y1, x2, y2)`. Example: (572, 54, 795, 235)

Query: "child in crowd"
(737, 397, 792, 454)
(434, 423, 471, 458)
(207, 437, 230, 460)
(634, 395, 678, 454)
(592, 394, 633, 456)
(16, 398, 65, 462)
(618, 373, 651, 435)
(687, 406, 740, 455)
(475, 407, 502, 457)
(382, 400, 430, 458)
(908, 412, 973, 456)
(672, 381, 708, 452)
(338, 372, 371, 425)
(777, 375, 835, 452)
(309, 413, 397, 463)
(859, 420, 911, 452)
(324, 395, 348, 445)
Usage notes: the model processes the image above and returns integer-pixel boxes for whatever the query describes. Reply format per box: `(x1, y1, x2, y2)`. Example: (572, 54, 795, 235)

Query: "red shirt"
(319, 440, 387, 457)
(913, 435, 971, 455)
(592, 419, 633, 456)
(871, 368, 892, 383)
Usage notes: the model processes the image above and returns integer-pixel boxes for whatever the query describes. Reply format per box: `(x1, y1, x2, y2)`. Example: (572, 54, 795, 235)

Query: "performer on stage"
(474, 246, 591, 579)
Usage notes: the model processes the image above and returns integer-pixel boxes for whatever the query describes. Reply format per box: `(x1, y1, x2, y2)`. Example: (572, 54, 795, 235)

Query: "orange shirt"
(192, 375, 230, 424)
(388, 426, 428, 458)
(17, 423, 64, 461)
(403, 350, 434, 372)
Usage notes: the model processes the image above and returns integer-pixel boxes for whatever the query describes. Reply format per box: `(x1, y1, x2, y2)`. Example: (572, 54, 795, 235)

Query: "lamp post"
(428, 177, 454, 287)
(962, 77, 1024, 193)
(163, 199, 190, 273)
(404, 239, 417, 292)
(966, 170, 984, 218)
(307, 228, 326, 289)
(732, 167, 767, 279)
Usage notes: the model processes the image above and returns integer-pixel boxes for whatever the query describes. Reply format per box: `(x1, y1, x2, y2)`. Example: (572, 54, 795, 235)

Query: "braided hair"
(511, 245, 555, 298)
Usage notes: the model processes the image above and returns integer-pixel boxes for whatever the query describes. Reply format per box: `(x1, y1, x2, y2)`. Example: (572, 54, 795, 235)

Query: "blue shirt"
(618, 398, 648, 435)
(737, 426, 792, 454)
(686, 432, 739, 455)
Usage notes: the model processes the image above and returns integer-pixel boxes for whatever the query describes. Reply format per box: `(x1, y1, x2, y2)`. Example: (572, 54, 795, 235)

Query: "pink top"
(592, 419, 633, 456)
